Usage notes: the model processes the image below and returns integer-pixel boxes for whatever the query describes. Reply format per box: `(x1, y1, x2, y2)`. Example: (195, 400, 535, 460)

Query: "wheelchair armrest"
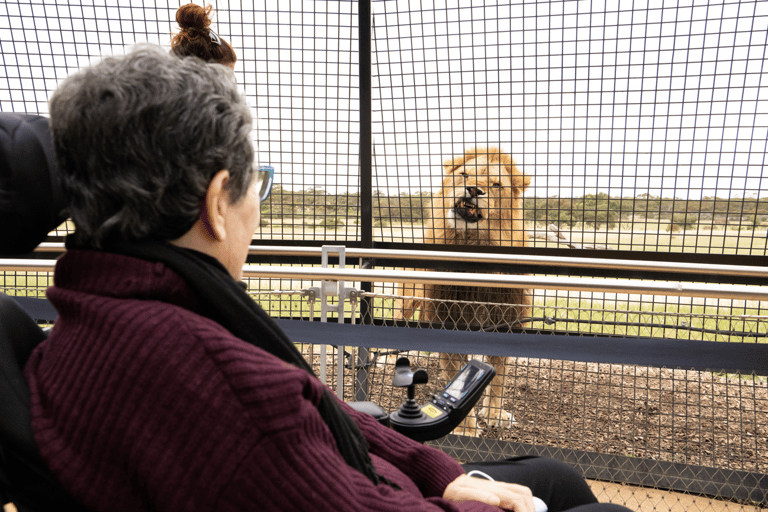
(347, 401, 391, 428)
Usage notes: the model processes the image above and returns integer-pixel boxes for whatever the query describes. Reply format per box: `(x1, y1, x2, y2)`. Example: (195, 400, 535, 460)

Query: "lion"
(398, 146, 532, 433)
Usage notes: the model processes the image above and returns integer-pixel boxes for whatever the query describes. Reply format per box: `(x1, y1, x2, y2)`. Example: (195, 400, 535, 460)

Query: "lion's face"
(432, 148, 530, 239)
(441, 156, 517, 230)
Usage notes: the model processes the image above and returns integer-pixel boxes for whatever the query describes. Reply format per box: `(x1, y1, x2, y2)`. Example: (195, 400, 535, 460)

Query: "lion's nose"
(466, 186, 485, 197)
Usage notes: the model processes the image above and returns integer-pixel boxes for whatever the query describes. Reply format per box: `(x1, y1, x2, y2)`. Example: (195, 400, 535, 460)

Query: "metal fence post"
(357, 0, 373, 402)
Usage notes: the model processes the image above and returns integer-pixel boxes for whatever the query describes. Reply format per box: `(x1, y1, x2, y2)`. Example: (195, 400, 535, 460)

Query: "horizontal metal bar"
(6, 257, 768, 301)
(246, 245, 768, 280)
(243, 265, 768, 302)
(29, 243, 768, 279)
(35, 243, 64, 252)
(0, 259, 58, 272)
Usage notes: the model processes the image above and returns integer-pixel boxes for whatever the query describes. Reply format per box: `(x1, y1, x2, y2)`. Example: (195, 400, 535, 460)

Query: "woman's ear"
(201, 169, 231, 241)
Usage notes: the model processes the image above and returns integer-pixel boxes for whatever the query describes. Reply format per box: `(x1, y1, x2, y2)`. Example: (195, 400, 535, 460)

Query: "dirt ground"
(363, 354, 768, 473)
(352, 351, 768, 511)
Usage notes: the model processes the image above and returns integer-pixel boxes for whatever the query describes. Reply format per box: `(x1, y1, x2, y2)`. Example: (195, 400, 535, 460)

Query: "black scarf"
(94, 238, 396, 489)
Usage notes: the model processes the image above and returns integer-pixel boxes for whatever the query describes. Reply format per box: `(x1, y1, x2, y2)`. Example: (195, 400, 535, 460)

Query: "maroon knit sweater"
(25, 250, 498, 511)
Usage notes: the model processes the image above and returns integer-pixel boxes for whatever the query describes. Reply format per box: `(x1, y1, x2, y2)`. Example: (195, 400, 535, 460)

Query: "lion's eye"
(459, 172, 469, 177)
(492, 182, 502, 188)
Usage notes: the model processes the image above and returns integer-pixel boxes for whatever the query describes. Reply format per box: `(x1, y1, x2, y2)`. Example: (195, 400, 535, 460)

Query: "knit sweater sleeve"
(340, 400, 469, 498)
(212, 343, 496, 512)
(216, 410, 497, 512)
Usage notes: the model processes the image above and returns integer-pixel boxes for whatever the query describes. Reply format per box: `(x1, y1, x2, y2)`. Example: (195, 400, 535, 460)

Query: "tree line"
(261, 186, 768, 230)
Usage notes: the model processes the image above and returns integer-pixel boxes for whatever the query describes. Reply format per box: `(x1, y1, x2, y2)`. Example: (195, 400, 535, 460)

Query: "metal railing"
(12, 245, 768, 301)
(32, 242, 768, 280)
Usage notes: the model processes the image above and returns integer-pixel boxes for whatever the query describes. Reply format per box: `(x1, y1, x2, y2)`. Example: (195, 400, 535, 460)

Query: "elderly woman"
(24, 46, 631, 512)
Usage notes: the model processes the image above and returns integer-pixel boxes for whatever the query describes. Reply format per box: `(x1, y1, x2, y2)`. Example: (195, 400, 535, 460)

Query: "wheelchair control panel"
(389, 357, 496, 442)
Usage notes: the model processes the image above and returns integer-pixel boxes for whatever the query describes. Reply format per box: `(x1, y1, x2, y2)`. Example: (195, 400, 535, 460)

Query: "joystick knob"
(392, 357, 429, 419)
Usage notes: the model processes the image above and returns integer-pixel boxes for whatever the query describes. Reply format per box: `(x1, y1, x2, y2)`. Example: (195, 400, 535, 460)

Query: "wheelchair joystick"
(391, 357, 429, 419)
(388, 357, 496, 443)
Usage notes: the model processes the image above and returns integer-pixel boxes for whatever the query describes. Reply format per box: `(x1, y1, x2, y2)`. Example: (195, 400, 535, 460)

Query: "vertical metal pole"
(357, 0, 373, 400)
(359, 0, 372, 250)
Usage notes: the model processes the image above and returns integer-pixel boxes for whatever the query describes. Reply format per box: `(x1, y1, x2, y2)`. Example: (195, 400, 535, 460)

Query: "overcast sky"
(2, 0, 766, 199)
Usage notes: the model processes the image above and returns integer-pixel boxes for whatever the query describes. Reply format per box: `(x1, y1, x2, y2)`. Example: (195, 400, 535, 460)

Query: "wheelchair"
(0, 113, 483, 512)
(0, 113, 80, 511)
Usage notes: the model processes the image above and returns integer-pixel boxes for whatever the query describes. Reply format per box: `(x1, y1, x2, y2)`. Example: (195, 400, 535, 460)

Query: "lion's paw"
(479, 408, 516, 429)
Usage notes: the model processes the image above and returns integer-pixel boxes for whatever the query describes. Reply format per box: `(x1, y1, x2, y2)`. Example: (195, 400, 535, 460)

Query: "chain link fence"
(240, 271, 767, 511)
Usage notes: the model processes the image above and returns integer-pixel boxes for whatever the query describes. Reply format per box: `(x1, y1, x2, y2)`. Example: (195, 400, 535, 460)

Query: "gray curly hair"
(49, 44, 255, 248)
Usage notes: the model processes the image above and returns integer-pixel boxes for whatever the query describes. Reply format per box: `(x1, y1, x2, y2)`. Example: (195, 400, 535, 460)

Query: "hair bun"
(170, 3, 235, 65)
(175, 3, 212, 30)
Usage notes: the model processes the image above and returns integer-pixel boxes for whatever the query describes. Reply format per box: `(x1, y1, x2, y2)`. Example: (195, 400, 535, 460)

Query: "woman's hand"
(443, 474, 535, 511)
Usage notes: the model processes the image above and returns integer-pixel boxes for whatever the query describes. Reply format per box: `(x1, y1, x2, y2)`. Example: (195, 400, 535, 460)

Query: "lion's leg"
(480, 354, 515, 429)
(418, 284, 441, 326)
(386, 278, 426, 367)
(475, 298, 525, 429)
(396, 276, 425, 321)
(517, 290, 532, 325)
(452, 414, 478, 436)
(438, 352, 466, 383)
(397, 298, 417, 321)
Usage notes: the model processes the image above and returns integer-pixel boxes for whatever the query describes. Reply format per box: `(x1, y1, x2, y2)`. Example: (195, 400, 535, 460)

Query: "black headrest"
(0, 113, 68, 256)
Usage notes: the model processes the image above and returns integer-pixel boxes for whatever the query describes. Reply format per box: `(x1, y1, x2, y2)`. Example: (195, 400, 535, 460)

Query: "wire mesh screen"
(4, 1, 766, 253)
(0, 271, 52, 299)
(251, 2, 364, 241)
(1, 0, 364, 242)
(359, 352, 768, 470)
(370, 1, 768, 256)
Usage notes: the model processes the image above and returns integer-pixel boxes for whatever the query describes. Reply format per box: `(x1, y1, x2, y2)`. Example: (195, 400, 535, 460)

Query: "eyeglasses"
(256, 165, 275, 202)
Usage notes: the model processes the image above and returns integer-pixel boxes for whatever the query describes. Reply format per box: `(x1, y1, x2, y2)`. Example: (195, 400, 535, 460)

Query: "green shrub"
(319, 217, 344, 230)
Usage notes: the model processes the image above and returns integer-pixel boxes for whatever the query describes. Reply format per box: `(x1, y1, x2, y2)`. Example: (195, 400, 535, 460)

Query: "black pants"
(462, 456, 633, 512)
